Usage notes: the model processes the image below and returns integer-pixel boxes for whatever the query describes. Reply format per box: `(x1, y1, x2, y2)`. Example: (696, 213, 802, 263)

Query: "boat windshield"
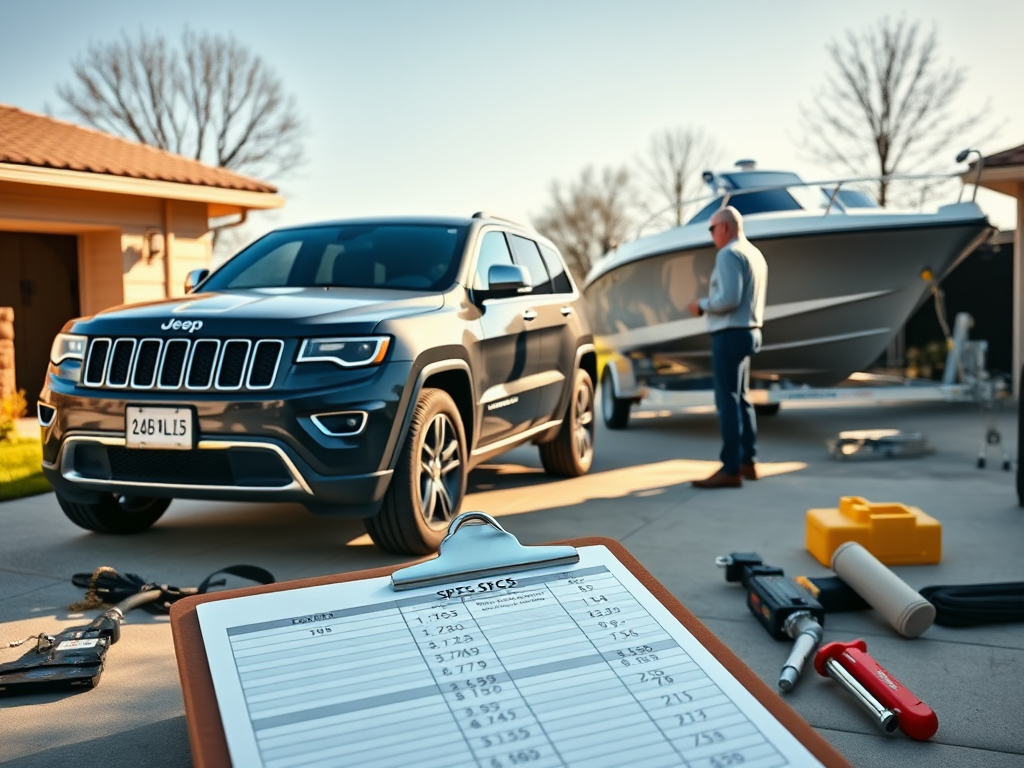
(723, 171, 803, 189)
(824, 187, 877, 209)
(686, 170, 878, 224)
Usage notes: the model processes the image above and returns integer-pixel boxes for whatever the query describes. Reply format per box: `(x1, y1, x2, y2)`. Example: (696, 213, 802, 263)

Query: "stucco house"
(0, 104, 283, 406)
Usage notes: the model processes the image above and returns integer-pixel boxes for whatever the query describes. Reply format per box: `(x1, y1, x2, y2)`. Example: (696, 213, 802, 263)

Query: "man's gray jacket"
(698, 236, 768, 334)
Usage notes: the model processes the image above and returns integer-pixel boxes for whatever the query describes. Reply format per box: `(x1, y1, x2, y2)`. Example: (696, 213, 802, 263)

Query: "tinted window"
(204, 224, 468, 291)
(509, 235, 552, 295)
(688, 190, 802, 224)
(834, 188, 877, 209)
(225, 241, 301, 288)
(539, 244, 574, 294)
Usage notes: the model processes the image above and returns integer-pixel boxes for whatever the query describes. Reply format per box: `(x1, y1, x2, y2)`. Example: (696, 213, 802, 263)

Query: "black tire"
(754, 402, 781, 417)
(365, 388, 467, 555)
(539, 369, 596, 478)
(56, 492, 170, 534)
(601, 368, 632, 430)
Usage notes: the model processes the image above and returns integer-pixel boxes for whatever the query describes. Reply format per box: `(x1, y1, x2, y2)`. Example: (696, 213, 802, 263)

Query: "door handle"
(522, 309, 538, 321)
(560, 306, 573, 317)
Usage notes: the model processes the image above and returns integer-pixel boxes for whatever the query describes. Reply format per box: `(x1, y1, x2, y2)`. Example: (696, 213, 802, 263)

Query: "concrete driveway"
(1, 399, 1022, 767)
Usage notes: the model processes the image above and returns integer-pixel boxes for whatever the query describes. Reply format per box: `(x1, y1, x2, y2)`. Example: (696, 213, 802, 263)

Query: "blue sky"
(2, 0, 1021, 244)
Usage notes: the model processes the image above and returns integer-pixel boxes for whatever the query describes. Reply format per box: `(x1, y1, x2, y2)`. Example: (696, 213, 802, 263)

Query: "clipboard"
(170, 512, 852, 768)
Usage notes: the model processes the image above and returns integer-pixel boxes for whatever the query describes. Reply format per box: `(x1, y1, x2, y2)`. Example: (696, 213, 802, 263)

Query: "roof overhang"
(961, 164, 1024, 197)
(0, 162, 285, 213)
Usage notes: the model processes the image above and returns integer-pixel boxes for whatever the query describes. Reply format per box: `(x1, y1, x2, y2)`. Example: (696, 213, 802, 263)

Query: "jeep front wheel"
(56, 492, 170, 534)
(365, 388, 467, 555)
(539, 369, 595, 477)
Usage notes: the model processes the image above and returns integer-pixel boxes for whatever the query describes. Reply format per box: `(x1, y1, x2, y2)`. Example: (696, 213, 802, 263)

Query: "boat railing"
(632, 154, 985, 242)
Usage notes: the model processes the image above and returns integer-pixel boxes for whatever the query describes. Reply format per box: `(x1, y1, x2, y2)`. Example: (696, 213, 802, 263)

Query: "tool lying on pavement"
(830, 542, 935, 638)
(815, 639, 938, 741)
(918, 581, 1024, 626)
(826, 429, 934, 461)
(0, 565, 273, 697)
(717, 551, 831, 692)
(806, 495, 942, 567)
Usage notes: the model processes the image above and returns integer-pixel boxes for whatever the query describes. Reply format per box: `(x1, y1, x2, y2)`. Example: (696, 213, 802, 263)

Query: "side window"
(539, 244, 575, 295)
(473, 231, 514, 290)
(509, 235, 552, 295)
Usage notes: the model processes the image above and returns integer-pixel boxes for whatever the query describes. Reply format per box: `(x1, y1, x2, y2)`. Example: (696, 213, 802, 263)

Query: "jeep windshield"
(203, 223, 469, 291)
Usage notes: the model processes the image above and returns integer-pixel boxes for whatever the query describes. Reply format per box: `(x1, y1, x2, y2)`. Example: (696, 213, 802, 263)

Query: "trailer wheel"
(601, 368, 632, 430)
(754, 403, 781, 417)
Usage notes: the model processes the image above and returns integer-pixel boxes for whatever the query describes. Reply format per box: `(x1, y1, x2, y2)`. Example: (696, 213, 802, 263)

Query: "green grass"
(0, 437, 52, 501)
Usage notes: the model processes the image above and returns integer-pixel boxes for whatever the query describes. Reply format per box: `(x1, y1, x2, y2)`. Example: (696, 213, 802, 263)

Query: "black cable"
(919, 582, 1024, 627)
(71, 564, 275, 613)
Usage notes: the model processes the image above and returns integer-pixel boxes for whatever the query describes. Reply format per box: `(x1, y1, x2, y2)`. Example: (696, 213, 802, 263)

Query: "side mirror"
(184, 269, 210, 294)
(485, 264, 532, 297)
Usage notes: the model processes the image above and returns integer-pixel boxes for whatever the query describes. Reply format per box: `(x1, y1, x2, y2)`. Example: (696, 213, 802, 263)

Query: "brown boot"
(692, 469, 743, 489)
(740, 463, 758, 481)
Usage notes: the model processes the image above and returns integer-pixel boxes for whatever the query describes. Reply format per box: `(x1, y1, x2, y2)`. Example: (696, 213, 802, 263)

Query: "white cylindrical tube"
(831, 541, 936, 638)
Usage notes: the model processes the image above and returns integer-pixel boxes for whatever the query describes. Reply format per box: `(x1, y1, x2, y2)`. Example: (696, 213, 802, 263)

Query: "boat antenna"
(955, 148, 984, 202)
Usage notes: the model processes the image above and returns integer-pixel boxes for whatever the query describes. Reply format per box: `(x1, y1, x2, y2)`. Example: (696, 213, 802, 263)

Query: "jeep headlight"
(297, 337, 390, 368)
(50, 333, 88, 364)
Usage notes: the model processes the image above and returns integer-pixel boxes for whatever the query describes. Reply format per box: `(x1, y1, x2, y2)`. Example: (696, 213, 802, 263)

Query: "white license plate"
(125, 407, 193, 449)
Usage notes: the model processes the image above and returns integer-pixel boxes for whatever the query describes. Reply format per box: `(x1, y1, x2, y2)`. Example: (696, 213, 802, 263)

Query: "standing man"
(686, 206, 768, 488)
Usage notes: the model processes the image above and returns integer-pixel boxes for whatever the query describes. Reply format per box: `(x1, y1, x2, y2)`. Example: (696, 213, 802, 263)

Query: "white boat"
(584, 162, 993, 392)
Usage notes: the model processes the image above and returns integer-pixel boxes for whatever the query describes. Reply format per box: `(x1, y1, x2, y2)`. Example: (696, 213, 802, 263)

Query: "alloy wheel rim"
(574, 383, 595, 461)
(417, 413, 463, 529)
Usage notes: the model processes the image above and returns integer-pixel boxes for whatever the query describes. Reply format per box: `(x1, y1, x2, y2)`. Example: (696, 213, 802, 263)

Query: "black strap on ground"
(919, 582, 1024, 627)
(70, 565, 275, 614)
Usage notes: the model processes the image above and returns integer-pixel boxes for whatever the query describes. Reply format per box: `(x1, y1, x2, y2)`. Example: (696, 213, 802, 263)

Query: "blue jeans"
(711, 328, 761, 474)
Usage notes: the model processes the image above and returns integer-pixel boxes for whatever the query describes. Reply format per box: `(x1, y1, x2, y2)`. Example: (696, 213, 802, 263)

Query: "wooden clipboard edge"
(169, 537, 852, 768)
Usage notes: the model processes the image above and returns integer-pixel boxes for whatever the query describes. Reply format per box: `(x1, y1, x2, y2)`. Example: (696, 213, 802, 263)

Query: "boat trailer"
(600, 312, 1012, 470)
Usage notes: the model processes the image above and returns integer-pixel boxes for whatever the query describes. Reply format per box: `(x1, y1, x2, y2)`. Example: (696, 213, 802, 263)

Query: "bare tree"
(57, 28, 304, 184)
(533, 166, 636, 283)
(799, 17, 992, 207)
(637, 127, 723, 229)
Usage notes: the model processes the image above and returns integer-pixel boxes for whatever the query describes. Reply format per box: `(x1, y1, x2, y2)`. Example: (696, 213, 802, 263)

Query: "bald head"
(709, 205, 743, 248)
(711, 206, 744, 238)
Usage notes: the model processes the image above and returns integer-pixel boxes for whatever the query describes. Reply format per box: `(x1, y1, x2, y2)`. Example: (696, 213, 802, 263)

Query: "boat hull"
(585, 219, 990, 387)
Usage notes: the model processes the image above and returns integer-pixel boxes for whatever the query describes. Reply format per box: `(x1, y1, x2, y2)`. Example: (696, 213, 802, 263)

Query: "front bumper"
(39, 361, 415, 517)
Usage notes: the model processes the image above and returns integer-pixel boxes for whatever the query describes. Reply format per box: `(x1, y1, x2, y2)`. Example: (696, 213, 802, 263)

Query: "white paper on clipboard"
(197, 543, 824, 768)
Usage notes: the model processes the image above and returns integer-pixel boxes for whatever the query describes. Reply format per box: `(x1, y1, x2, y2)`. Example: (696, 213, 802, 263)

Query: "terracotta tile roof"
(983, 143, 1024, 169)
(0, 103, 276, 193)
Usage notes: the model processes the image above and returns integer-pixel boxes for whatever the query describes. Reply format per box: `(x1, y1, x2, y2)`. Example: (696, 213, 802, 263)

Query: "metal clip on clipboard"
(390, 511, 580, 592)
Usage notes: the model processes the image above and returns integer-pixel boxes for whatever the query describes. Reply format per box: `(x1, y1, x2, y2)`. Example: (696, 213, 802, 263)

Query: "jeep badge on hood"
(161, 319, 204, 332)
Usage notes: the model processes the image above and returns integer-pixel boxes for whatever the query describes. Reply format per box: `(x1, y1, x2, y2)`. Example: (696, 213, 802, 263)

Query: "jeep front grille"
(82, 337, 284, 392)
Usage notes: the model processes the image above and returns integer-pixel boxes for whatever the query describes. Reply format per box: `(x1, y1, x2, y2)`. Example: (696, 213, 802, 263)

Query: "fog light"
(311, 411, 367, 437)
(38, 403, 56, 428)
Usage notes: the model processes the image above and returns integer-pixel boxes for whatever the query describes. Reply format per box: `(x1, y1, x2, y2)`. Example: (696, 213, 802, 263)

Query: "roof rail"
(471, 211, 527, 227)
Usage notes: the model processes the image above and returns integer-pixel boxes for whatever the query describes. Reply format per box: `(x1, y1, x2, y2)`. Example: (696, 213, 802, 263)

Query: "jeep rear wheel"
(365, 388, 467, 555)
(539, 369, 595, 477)
(56, 492, 170, 534)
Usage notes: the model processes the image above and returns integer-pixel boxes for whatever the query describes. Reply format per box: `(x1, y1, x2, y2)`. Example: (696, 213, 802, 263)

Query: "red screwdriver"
(814, 639, 938, 741)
